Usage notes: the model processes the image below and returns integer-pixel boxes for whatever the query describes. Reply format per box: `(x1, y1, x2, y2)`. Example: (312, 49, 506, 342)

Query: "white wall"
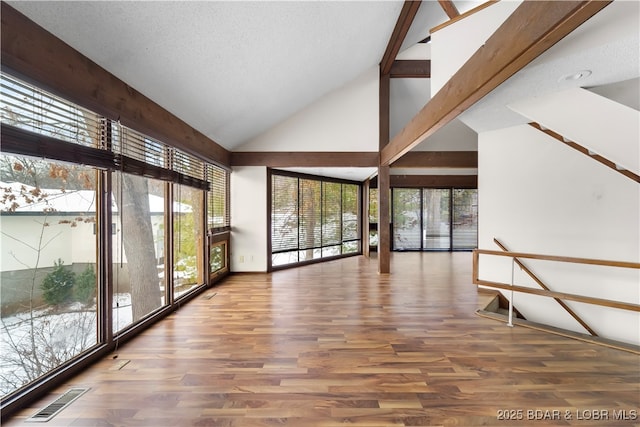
(230, 166, 268, 272)
(236, 66, 379, 152)
(509, 88, 640, 175)
(390, 78, 430, 141)
(430, 1, 521, 95)
(412, 119, 477, 152)
(391, 41, 477, 160)
(478, 124, 639, 344)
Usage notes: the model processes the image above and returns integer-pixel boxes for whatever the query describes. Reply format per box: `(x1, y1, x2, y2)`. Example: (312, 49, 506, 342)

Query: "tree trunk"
(116, 174, 162, 321)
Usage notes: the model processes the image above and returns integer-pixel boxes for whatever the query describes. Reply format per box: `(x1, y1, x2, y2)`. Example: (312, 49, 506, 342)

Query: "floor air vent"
(26, 387, 90, 422)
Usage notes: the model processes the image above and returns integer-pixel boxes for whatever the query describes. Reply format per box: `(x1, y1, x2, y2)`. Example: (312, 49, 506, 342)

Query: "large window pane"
(0, 155, 98, 397)
(271, 175, 298, 266)
(452, 189, 478, 249)
(173, 184, 204, 299)
(113, 173, 166, 333)
(322, 182, 341, 248)
(342, 184, 359, 254)
(423, 189, 451, 250)
(299, 179, 322, 254)
(369, 188, 378, 224)
(368, 188, 378, 249)
(393, 189, 421, 250)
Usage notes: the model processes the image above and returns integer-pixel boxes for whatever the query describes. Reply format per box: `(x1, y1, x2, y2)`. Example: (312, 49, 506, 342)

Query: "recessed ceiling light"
(559, 70, 592, 82)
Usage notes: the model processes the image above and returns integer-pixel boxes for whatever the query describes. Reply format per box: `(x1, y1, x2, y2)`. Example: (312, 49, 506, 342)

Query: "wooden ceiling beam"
(381, 0, 612, 166)
(380, 1, 422, 75)
(390, 60, 431, 78)
(438, 0, 460, 19)
(231, 152, 379, 168)
(391, 151, 477, 168)
(370, 174, 477, 189)
(431, 1, 498, 34)
(1, 3, 230, 167)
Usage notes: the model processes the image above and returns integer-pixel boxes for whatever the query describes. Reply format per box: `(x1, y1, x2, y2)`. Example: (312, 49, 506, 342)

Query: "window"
(322, 182, 341, 257)
(299, 179, 322, 261)
(423, 189, 451, 250)
(205, 164, 230, 285)
(0, 72, 230, 405)
(173, 184, 204, 300)
(210, 241, 227, 276)
(271, 174, 298, 266)
(112, 173, 167, 332)
(342, 184, 360, 254)
(393, 188, 422, 250)
(0, 155, 99, 397)
(452, 189, 478, 250)
(369, 188, 379, 248)
(386, 187, 477, 251)
(270, 171, 361, 268)
(0, 75, 101, 148)
(207, 164, 230, 232)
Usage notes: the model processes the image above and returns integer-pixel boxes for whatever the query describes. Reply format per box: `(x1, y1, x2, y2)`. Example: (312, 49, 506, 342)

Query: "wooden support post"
(378, 72, 391, 274)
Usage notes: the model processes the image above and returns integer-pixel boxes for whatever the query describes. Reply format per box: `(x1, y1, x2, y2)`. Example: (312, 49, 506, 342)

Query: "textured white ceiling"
(8, 0, 407, 150)
(7, 0, 636, 182)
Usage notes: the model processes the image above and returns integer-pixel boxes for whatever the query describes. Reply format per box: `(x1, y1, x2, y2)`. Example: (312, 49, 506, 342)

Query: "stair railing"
(493, 238, 598, 335)
(472, 248, 640, 324)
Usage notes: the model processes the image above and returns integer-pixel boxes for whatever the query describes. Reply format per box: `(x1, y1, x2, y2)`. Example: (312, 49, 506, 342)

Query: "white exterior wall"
(478, 124, 639, 345)
(0, 213, 166, 272)
(230, 166, 267, 272)
(0, 215, 95, 271)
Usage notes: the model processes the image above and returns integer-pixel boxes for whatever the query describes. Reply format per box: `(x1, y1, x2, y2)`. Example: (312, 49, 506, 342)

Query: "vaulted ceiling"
(6, 0, 484, 151)
(5, 0, 638, 184)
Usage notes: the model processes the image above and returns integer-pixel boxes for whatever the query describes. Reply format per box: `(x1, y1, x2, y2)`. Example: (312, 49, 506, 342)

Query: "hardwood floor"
(5, 253, 639, 426)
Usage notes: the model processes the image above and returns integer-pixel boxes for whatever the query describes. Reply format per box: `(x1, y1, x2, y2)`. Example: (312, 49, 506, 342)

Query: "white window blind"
(207, 164, 230, 230)
(271, 174, 298, 252)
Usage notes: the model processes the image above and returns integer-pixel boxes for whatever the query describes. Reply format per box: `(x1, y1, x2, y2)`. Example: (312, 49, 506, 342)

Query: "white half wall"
(478, 124, 639, 345)
(230, 166, 267, 272)
(236, 66, 379, 152)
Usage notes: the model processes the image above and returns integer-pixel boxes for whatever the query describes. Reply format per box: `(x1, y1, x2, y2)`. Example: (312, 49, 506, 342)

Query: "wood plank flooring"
(4, 253, 640, 426)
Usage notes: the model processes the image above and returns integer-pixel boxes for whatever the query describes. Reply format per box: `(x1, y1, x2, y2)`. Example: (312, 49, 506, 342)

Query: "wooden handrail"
(493, 238, 597, 336)
(472, 248, 640, 313)
(474, 279, 640, 312)
(475, 249, 640, 269)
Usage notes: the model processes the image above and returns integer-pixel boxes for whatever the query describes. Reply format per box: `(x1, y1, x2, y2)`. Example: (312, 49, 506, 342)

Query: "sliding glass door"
(392, 189, 421, 250)
(423, 189, 451, 250)
(391, 188, 477, 251)
(452, 189, 478, 250)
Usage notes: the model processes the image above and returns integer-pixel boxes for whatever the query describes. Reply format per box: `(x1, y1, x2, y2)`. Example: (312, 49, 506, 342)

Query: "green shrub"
(41, 259, 75, 306)
(74, 264, 96, 305)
